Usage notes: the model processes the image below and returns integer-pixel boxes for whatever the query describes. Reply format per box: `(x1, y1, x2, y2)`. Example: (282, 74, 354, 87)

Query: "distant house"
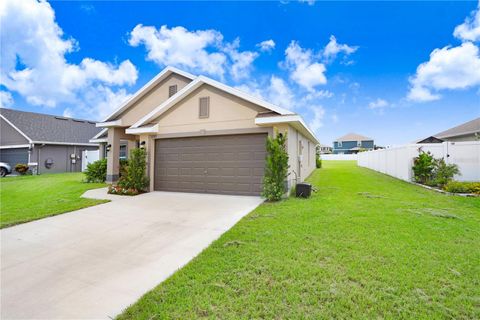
(318, 143, 333, 154)
(333, 133, 374, 154)
(417, 117, 480, 143)
(0, 108, 101, 174)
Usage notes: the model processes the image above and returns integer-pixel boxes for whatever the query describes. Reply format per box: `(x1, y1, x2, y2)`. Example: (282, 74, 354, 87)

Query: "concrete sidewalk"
(1, 190, 263, 319)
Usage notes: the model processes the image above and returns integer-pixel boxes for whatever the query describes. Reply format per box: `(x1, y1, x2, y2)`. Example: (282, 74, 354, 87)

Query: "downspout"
(37, 144, 45, 174)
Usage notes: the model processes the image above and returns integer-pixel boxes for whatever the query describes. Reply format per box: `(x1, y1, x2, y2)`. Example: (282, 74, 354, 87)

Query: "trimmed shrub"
(117, 148, 149, 192)
(444, 181, 480, 194)
(262, 130, 289, 201)
(14, 163, 29, 175)
(316, 154, 322, 169)
(412, 151, 435, 184)
(84, 159, 107, 183)
(432, 158, 460, 187)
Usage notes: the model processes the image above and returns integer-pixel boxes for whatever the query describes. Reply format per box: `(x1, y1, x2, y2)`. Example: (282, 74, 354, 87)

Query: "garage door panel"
(154, 133, 266, 196)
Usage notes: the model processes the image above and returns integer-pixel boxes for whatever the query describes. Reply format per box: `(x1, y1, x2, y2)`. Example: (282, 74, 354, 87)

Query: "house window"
(168, 85, 178, 97)
(357, 141, 362, 147)
(199, 97, 210, 118)
(119, 144, 127, 160)
(308, 141, 311, 166)
(338, 141, 342, 147)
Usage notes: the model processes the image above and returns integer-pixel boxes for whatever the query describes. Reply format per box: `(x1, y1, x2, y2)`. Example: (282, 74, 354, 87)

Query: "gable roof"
(434, 117, 480, 139)
(0, 108, 102, 145)
(103, 66, 196, 122)
(335, 133, 373, 142)
(130, 74, 295, 128)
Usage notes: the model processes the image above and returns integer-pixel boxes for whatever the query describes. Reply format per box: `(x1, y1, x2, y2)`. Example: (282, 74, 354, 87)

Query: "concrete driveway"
(1, 189, 263, 319)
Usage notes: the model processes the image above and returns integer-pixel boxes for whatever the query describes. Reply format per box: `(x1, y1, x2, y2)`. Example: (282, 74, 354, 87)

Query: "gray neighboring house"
(417, 117, 480, 143)
(333, 133, 374, 154)
(0, 108, 101, 174)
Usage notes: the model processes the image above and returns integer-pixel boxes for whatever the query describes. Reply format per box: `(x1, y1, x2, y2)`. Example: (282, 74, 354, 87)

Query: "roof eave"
(255, 115, 319, 144)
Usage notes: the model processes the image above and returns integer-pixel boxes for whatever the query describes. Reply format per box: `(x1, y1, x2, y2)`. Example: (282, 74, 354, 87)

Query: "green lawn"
(0, 173, 107, 228)
(119, 161, 480, 319)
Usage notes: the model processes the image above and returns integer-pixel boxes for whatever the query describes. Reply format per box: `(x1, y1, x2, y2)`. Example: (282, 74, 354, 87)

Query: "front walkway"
(1, 190, 263, 319)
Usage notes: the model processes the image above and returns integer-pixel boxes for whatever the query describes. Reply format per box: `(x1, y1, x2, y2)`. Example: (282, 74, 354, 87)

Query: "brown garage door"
(154, 133, 267, 196)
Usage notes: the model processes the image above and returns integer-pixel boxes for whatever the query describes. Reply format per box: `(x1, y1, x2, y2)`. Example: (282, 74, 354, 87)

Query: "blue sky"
(1, 1, 479, 146)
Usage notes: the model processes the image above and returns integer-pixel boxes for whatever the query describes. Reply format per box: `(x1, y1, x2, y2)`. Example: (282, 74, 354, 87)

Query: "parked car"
(0, 162, 12, 177)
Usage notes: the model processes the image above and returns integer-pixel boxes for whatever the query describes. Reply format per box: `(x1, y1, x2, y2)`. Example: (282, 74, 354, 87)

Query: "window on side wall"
(308, 141, 311, 165)
(357, 141, 362, 147)
(338, 141, 342, 148)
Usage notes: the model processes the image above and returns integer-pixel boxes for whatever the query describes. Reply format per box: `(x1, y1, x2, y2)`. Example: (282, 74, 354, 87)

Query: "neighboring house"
(93, 66, 319, 196)
(333, 133, 374, 154)
(0, 108, 101, 174)
(417, 117, 480, 143)
(318, 143, 332, 154)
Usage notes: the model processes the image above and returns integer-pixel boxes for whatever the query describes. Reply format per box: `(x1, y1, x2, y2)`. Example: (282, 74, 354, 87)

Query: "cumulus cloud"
(284, 41, 327, 91)
(453, 2, 480, 42)
(256, 39, 276, 52)
(308, 105, 325, 132)
(0, 0, 137, 119)
(236, 76, 295, 110)
(368, 98, 389, 109)
(408, 42, 480, 102)
(129, 24, 261, 80)
(129, 24, 226, 77)
(323, 35, 358, 61)
(0, 91, 14, 108)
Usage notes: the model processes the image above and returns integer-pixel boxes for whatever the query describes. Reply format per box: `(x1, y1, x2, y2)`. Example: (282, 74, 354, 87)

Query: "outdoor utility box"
(296, 183, 312, 198)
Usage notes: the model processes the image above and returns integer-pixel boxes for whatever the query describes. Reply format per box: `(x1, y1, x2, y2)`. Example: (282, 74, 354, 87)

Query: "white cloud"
(453, 2, 480, 42)
(223, 38, 259, 81)
(323, 35, 358, 61)
(331, 114, 339, 123)
(0, 91, 13, 108)
(257, 39, 276, 52)
(309, 105, 325, 132)
(0, 0, 137, 119)
(129, 24, 226, 77)
(368, 98, 389, 109)
(299, 0, 316, 5)
(235, 76, 295, 110)
(408, 42, 480, 102)
(284, 41, 327, 91)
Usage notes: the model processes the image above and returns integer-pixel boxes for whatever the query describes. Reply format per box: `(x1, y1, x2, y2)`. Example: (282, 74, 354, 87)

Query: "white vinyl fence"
(81, 150, 100, 172)
(357, 141, 480, 182)
(322, 154, 358, 161)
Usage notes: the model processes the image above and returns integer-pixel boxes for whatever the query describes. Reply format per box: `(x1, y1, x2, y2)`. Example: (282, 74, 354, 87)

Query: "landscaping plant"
(14, 163, 29, 175)
(412, 151, 435, 184)
(316, 154, 322, 169)
(116, 148, 149, 193)
(432, 158, 460, 187)
(262, 130, 289, 201)
(84, 158, 107, 183)
(444, 181, 480, 194)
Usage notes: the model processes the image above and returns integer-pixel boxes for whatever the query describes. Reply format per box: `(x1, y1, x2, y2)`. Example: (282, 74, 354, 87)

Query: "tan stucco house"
(92, 66, 319, 196)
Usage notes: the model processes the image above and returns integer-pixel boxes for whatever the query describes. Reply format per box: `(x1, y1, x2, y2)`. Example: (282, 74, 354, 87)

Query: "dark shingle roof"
(434, 117, 480, 139)
(0, 108, 102, 144)
(335, 132, 373, 142)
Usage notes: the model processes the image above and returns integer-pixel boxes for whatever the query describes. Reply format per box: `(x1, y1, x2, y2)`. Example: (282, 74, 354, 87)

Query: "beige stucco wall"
(284, 125, 316, 188)
(117, 73, 192, 126)
(152, 84, 267, 135)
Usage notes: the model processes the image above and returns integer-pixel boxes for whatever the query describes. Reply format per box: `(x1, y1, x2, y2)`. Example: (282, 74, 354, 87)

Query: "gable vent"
(199, 97, 210, 119)
(169, 85, 178, 97)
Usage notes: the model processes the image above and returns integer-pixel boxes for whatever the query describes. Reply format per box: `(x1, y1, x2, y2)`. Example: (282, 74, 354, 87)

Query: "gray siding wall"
(1, 118, 29, 145)
(31, 144, 98, 174)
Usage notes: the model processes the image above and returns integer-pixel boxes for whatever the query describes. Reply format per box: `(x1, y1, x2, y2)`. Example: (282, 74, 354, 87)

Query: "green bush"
(262, 130, 289, 201)
(443, 181, 480, 194)
(316, 154, 322, 169)
(117, 148, 149, 192)
(432, 158, 460, 187)
(14, 163, 29, 175)
(412, 151, 435, 184)
(84, 159, 107, 183)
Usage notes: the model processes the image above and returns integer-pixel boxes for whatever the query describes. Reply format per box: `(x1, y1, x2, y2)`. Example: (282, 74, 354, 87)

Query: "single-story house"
(93, 66, 319, 196)
(333, 133, 374, 154)
(318, 143, 333, 154)
(416, 117, 480, 143)
(0, 108, 101, 174)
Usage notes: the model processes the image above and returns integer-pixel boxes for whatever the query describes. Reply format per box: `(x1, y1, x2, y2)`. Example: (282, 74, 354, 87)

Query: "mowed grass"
(119, 161, 480, 319)
(0, 173, 107, 228)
